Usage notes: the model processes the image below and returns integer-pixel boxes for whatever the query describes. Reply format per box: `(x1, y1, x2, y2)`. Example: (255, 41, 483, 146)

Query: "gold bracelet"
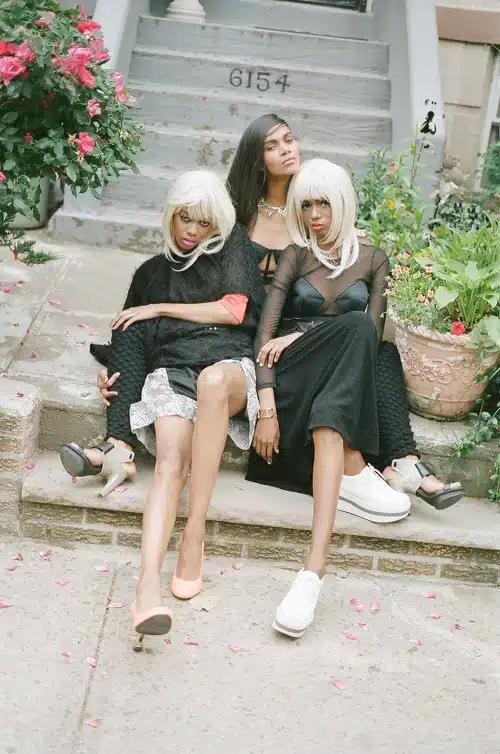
(258, 408, 276, 419)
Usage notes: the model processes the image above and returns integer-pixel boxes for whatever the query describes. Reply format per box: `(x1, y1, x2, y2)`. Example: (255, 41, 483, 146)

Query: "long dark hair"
(226, 113, 290, 229)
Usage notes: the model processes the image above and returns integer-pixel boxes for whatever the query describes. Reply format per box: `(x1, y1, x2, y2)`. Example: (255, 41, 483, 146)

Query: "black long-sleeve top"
(90, 224, 265, 371)
(255, 240, 389, 389)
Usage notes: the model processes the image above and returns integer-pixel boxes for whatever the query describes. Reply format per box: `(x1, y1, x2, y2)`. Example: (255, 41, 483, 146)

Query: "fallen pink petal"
(16, 280, 25, 285)
(39, 549, 52, 561)
(12, 553, 23, 561)
(7, 565, 17, 572)
(78, 323, 88, 328)
(232, 561, 245, 571)
(370, 601, 381, 613)
(453, 623, 464, 630)
(349, 598, 360, 606)
(15, 392, 24, 398)
(55, 578, 70, 586)
(424, 592, 437, 599)
(164, 638, 172, 645)
(86, 657, 97, 668)
(410, 638, 424, 646)
(184, 640, 200, 646)
(345, 632, 359, 641)
(0, 601, 12, 609)
(330, 679, 347, 691)
(107, 601, 124, 609)
(84, 719, 101, 729)
(430, 612, 441, 620)
(95, 566, 109, 573)
(220, 569, 227, 576)
(75, 341, 88, 346)
(229, 644, 251, 652)
(71, 476, 77, 483)
(355, 605, 364, 613)
(48, 299, 59, 305)
(61, 651, 72, 659)
(26, 462, 36, 470)
(114, 485, 128, 493)
(0, 286, 11, 294)
(358, 622, 369, 631)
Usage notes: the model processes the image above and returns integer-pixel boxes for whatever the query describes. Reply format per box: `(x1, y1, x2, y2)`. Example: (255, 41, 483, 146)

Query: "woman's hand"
(97, 368, 120, 407)
(257, 332, 302, 368)
(253, 416, 280, 465)
(111, 304, 161, 331)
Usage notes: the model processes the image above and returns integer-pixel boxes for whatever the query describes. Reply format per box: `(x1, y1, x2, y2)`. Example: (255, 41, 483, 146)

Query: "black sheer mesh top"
(255, 240, 389, 389)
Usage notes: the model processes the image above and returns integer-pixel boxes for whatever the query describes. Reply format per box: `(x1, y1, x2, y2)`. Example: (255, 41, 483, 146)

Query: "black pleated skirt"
(246, 311, 379, 495)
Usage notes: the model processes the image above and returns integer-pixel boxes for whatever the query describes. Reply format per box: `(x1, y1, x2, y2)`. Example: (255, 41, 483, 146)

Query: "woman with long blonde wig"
(59, 170, 264, 648)
(249, 159, 410, 637)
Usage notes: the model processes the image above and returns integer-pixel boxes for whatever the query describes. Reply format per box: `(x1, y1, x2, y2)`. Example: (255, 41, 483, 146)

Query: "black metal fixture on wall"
(283, 0, 367, 10)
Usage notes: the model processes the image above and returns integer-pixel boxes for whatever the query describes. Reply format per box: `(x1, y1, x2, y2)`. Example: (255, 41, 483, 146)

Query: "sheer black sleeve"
(368, 246, 390, 340)
(255, 245, 301, 389)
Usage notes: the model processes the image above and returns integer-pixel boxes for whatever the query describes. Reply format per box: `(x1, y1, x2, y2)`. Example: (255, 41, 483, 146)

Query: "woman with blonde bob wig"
(250, 158, 410, 638)
(59, 170, 264, 648)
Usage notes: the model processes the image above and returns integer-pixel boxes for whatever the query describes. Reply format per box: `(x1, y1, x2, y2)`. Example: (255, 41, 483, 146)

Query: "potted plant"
(0, 0, 142, 264)
(387, 221, 500, 419)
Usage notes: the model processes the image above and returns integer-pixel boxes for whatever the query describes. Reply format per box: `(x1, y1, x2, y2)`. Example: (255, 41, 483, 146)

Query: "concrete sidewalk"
(1, 540, 499, 754)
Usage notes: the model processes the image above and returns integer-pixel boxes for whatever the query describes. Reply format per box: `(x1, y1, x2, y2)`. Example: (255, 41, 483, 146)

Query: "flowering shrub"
(388, 221, 500, 351)
(0, 0, 142, 263)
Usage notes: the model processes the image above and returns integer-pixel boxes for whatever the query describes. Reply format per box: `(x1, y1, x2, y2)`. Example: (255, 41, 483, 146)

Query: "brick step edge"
(16, 502, 500, 586)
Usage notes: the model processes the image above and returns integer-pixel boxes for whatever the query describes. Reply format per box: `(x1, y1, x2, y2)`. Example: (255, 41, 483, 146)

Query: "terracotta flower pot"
(392, 313, 499, 420)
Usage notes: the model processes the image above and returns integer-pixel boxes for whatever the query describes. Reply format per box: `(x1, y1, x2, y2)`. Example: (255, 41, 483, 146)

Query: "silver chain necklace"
(258, 199, 287, 218)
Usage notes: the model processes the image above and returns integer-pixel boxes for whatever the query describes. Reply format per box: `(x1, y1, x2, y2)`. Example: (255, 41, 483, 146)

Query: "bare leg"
(343, 443, 366, 476)
(176, 363, 247, 580)
(305, 427, 344, 577)
(135, 416, 193, 614)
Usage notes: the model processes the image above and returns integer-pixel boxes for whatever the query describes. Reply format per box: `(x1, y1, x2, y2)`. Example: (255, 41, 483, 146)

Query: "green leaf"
(2, 111, 18, 124)
(484, 316, 500, 349)
(65, 163, 78, 182)
(434, 286, 458, 308)
(463, 261, 481, 283)
(2, 159, 15, 171)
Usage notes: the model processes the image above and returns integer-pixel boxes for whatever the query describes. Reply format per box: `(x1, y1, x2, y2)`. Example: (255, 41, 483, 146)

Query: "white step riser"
(138, 9, 379, 49)
(139, 129, 368, 172)
(50, 210, 164, 254)
(130, 89, 392, 150)
(129, 52, 391, 111)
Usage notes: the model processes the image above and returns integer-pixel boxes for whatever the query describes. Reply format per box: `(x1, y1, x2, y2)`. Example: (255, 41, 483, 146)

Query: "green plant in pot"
(388, 220, 500, 420)
(0, 0, 142, 264)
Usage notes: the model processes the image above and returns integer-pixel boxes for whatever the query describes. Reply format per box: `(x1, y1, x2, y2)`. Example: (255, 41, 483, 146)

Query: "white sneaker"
(338, 464, 410, 523)
(273, 569, 323, 638)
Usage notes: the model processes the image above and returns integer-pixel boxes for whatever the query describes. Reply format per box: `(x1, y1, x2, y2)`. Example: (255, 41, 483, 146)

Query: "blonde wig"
(286, 158, 359, 278)
(163, 170, 236, 270)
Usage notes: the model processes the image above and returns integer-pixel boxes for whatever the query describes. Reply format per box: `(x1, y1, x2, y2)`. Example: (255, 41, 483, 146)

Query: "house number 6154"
(229, 68, 290, 93)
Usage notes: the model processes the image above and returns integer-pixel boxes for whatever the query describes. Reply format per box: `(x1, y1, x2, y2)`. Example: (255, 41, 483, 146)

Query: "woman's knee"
(196, 365, 230, 405)
(154, 448, 190, 482)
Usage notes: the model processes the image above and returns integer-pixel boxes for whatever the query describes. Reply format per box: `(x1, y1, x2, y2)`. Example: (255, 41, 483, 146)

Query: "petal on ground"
(330, 679, 347, 690)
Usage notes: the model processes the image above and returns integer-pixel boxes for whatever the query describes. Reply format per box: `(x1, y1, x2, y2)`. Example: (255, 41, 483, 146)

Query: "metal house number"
(229, 69, 290, 93)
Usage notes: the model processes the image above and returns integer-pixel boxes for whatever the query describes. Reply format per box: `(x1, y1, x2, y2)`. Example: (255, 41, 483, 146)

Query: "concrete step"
(137, 14, 384, 61)
(138, 125, 369, 173)
(128, 82, 392, 151)
(49, 205, 163, 253)
(129, 47, 391, 111)
(20, 451, 500, 586)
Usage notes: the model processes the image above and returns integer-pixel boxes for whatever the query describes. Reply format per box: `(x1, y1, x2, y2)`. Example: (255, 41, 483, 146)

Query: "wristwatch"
(258, 408, 276, 419)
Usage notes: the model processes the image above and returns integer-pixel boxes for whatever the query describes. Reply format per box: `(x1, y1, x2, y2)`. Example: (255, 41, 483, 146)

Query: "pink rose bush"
(0, 0, 142, 265)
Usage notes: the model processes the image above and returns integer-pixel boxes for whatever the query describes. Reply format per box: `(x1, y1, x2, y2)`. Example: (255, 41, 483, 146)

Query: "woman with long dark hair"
(227, 113, 464, 513)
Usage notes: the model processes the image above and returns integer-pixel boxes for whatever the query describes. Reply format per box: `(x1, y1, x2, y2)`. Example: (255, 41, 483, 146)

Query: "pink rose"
(90, 38, 109, 62)
(75, 132, 95, 154)
(24, 133, 33, 143)
(0, 56, 27, 86)
(112, 71, 131, 103)
(76, 20, 102, 34)
(78, 67, 95, 88)
(0, 172, 6, 182)
(15, 41, 36, 63)
(86, 98, 101, 117)
(0, 41, 18, 55)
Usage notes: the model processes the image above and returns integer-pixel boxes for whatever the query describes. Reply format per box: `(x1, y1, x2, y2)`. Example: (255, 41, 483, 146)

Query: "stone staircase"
(1, 241, 499, 587)
(50, 11, 392, 252)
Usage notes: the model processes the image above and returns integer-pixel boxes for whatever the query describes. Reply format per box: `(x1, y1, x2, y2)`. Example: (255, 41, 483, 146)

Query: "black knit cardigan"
(90, 223, 265, 372)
